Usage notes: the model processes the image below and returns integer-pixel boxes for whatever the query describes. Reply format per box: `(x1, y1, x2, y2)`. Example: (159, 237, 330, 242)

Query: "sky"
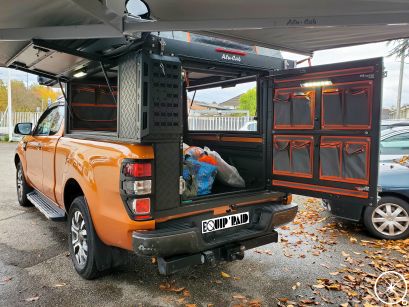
(188, 41, 408, 108)
(1, 40, 407, 109)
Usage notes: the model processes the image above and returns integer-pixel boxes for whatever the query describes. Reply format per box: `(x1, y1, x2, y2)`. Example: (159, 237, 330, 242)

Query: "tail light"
(132, 198, 151, 215)
(123, 162, 152, 177)
(120, 159, 153, 220)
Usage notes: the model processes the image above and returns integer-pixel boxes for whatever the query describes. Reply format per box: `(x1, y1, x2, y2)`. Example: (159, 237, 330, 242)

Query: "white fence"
(0, 111, 252, 133)
(0, 111, 42, 134)
(188, 116, 252, 131)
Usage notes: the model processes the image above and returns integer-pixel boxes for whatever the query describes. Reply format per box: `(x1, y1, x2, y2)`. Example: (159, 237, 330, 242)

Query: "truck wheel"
(16, 162, 33, 207)
(68, 196, 104, 280)
(363, 196, 409, 240)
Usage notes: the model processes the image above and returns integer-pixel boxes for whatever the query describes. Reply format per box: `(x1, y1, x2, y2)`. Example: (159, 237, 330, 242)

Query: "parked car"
(239, 120, 257, 131)
(380, 126, 409, 162)
(381, 119, 409, 131)
(323, 160, 409, 240)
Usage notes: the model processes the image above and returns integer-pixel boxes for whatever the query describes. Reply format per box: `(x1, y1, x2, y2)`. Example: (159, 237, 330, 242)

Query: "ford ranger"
(12, 33, 382, 279)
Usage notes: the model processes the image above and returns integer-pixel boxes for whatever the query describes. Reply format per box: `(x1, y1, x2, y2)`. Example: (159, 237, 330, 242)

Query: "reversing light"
(132, 198, 151, 214)
(123, 180, 152, 195)
(73, 71, 87, 78)
(301, 80, 332, 87)
(124, 162, 152, 177)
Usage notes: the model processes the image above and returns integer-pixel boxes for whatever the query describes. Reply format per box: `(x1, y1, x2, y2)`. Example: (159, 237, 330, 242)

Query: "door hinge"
(179, 176, 186, 195)
(355, 186, 369, 192)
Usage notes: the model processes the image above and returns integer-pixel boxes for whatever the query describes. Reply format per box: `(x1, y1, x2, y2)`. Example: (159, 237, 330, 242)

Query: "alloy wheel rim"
(372, 203, 409, 237)
(71, 210, 88, 268)
(17, 168, 23, 200)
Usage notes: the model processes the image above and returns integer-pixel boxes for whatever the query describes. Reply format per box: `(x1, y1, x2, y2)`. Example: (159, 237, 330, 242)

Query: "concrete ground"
(0, 142, 407, 307)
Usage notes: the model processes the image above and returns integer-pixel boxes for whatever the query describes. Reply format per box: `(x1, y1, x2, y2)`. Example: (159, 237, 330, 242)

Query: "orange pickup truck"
(13, 34, 381, 279)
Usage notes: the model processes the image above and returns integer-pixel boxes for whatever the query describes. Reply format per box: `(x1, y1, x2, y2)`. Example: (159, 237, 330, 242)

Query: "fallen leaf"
(326, 284, 342, 291)
(0, 276, 12, 285)
(350, 237, 358, 244)
(232, 294, 246, 300)
(300, 299, 315, 304)
(342, 251, 350, 257)
(221, 271, 231, 278)
(277, 297, 289, 303)
(24, 296, 39, 302)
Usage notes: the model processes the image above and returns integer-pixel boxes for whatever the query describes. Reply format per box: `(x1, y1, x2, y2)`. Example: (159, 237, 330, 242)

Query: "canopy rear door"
(268, 58, 382, 205)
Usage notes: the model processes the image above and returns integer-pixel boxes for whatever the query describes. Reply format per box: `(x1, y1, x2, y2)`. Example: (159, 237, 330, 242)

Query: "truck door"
(267, 58, 382, 206)
(25, 106, 63, 198)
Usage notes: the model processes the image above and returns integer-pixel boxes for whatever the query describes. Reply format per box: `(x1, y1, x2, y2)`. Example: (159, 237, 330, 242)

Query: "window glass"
(69, 82, 117, 132)
(380, 132, 409, 155)
(187, 81, 257, 131)
(35, 107, 63, 136)
(49, 106, 64, 135)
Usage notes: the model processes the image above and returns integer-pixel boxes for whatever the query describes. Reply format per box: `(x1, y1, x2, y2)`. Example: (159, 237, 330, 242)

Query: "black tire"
(68, 196, 107, 279)
(16, 162, 33, 207)
(363, 196, 409, 240)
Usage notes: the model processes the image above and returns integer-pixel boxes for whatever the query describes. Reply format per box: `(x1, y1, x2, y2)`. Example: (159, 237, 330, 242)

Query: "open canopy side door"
(266, 58, 382, 205)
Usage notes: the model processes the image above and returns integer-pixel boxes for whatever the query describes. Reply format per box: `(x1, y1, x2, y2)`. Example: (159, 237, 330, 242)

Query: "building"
(389, 105, 409, 119)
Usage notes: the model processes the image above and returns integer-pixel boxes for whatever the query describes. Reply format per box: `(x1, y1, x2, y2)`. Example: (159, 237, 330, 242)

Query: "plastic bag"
(183, 157, 217, 197)
(183, 146, 204, 160)
(204, 146, 246, 188)
(182, 163, 198, 198)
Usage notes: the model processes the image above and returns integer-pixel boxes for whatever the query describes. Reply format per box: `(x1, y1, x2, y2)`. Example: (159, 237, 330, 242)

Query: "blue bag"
(183, 157, 217, 196)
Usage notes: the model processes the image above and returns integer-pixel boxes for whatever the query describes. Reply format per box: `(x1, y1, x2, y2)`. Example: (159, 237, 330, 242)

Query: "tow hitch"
(157, 231, 278, 275)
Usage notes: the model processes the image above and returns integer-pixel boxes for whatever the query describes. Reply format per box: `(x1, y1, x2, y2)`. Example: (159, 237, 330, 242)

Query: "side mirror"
(14, 123, 32, 135)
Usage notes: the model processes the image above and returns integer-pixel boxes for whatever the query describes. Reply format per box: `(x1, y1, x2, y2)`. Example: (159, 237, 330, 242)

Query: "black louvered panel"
(154, 142, 181, 211)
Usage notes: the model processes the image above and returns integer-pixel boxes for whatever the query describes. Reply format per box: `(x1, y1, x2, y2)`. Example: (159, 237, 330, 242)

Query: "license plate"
(202, 212, 250, 234)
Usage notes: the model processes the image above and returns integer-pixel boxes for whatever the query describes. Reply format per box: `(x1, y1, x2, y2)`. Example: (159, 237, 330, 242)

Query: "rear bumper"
(132, 202, 297, 257)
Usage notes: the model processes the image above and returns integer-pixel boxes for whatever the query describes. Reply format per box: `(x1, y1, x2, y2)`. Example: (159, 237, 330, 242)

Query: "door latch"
(179, 176, 186, 195)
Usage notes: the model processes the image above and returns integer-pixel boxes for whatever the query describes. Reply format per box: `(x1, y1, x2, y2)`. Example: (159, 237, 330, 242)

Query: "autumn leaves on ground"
(155, 197, 409, 307)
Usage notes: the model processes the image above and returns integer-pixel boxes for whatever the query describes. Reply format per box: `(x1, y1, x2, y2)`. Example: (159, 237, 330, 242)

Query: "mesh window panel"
(344, 88, 370, 127)
(320, 143, 342, 178)
(343, 143, 368, 180)
(322, 90, 343, 127)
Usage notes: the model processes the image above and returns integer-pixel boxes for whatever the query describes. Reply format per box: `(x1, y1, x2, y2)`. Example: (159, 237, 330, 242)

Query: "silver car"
(380, 126, 409, 162)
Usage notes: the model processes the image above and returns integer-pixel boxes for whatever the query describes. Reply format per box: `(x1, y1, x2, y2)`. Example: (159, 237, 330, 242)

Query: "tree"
(0, 80, 6, 111)
(388, 39, 409, 119)
(238, 87, 257, 116)
(388, 39, 409, 58)
(31, 84, 60, 109)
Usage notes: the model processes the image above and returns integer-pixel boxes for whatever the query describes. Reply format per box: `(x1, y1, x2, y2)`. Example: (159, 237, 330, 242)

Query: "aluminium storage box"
(118, 51, 183, 142)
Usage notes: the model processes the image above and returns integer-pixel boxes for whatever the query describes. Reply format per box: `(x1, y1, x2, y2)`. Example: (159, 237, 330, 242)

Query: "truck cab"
(12, 32, 382, 278)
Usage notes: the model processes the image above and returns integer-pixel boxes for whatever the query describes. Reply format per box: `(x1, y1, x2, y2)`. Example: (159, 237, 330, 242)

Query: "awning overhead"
(1, 0, 409, 72)
(143, 0, 409, 54)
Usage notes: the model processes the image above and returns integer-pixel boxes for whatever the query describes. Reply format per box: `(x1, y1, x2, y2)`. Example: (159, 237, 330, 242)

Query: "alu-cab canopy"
(1, 0, 409, 77)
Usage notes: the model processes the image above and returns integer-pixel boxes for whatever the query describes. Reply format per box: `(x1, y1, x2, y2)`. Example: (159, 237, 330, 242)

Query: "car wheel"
(364, 196, 409, 240)
(16, 162, 33, 207)
(68, 196, 105, 279)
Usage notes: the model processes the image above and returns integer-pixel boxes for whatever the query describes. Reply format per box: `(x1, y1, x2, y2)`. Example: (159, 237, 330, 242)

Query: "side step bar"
(27, 191, 66, 221)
